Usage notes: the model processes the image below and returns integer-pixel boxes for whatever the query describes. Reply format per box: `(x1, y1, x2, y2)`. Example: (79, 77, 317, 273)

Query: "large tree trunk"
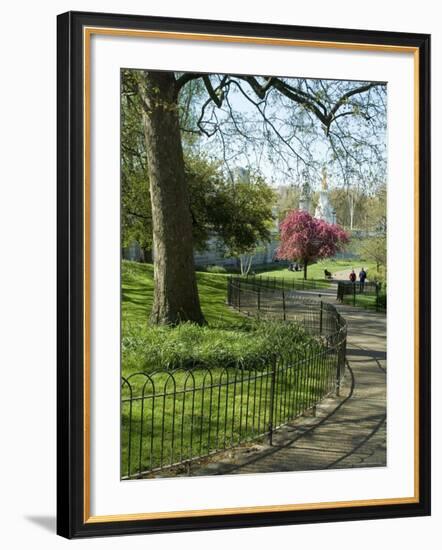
(303, 260, 308, 280)
(138, 71, 205, 325)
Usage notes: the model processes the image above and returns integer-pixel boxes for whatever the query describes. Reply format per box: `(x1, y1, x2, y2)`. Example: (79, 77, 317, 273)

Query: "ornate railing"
(121, 276, 347, 479)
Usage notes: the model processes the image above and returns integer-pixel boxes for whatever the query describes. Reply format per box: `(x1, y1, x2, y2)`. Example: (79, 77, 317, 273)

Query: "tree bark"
(138, 71, 205, 325)
(240, 254, 254, 276)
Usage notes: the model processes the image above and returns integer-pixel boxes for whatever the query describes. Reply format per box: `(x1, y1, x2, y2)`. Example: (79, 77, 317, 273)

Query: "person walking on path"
(359, 267, 367, 292)
(349, 269, 356, 283)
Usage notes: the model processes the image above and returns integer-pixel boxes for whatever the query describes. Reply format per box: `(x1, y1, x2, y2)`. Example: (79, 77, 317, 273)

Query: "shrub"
(122, 319, 318, 375)
(377, 291, 387, 309)
(206, 265, 227, 274)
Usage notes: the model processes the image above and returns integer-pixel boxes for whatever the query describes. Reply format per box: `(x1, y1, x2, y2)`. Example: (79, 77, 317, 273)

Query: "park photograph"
(120, 68, 387, 480)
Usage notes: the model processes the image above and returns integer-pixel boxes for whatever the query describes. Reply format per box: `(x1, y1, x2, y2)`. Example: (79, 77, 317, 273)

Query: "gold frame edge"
(82, 26, 421, 524)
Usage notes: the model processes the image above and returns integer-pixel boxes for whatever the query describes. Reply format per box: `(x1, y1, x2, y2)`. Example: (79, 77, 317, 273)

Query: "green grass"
(342, 292, 386, 311)
(122, 260, 243, 327)
(258, 258, 378, 282)
(248, 274, 330, 291)
(121, 260, 341, 477)
(121, 340, 336, 478)
(122, 319, 316, 375)
(121, 260, 320, 379)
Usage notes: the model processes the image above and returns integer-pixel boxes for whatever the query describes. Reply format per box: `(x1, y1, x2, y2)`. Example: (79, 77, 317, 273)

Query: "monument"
(299, 177, 311, 213)
(314, 167, 335, 224)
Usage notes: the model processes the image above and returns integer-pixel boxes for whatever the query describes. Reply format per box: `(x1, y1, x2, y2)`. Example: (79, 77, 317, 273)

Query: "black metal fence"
(336, 280, 386, 312)
(121, 277, 347, 479)
(236, 274, 330, 292)
(228, 277, 340, 329)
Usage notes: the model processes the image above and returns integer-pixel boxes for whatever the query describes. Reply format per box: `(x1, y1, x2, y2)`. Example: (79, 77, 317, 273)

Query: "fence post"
(375, 283, 379, 312)
(268, 358, 277, 446)
(238, 278, 241, 311)
(282, 290, 286, 321)
(319, 300, 323, 335)
(257, 286, 261, 317)
(336, 337, 346, 396)
(353, 282, 356, 306)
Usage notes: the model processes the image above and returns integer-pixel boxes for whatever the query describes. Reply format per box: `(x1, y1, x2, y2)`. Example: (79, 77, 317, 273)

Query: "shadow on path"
(191, 292, 387, 476)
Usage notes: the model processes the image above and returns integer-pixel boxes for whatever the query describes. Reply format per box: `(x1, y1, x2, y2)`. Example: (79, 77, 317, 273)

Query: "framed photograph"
(57, 11, 431, 538)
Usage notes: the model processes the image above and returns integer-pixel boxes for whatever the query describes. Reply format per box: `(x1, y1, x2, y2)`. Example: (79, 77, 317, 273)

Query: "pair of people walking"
(349, 268, 367, 291)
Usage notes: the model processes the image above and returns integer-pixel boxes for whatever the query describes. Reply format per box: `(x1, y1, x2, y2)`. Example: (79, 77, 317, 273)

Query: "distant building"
(123, 233, 282, 270)
(193, 233, 280, 269)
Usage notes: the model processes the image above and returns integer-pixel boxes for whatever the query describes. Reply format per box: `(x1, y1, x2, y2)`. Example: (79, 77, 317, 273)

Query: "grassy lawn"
(122, 349, 336, 478)
(257, 258, 378, 281)
(342, 292, 386, 311)
(122, 260, 242, 327)
(121, 260, 341, 477)
(121, 261, 322, 380)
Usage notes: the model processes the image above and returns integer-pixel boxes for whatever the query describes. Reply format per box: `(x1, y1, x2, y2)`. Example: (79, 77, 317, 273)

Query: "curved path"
(193, 295, 386, 476)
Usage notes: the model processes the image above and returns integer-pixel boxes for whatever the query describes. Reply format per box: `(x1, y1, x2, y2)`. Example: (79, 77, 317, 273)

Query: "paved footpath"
(193, 295, 386, 476)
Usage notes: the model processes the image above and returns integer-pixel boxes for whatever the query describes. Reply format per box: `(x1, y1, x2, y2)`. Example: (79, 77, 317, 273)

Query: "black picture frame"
(57, 10, 431, 539)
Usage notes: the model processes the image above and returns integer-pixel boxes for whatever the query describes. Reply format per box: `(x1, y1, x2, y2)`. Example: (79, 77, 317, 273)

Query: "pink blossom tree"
(276, 210, 349, 280)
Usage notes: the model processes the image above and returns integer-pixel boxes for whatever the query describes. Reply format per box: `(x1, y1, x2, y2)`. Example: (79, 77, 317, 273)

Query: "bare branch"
(328, 83, 381, 120)
(175, 72, 205, 92)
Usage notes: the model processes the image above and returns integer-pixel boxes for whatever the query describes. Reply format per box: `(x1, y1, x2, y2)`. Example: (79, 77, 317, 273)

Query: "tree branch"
(175, 72, 205, 92)
(328, 83, 381, 120)
(270, 78, 330, 127)
(202, 75, 227, 108)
